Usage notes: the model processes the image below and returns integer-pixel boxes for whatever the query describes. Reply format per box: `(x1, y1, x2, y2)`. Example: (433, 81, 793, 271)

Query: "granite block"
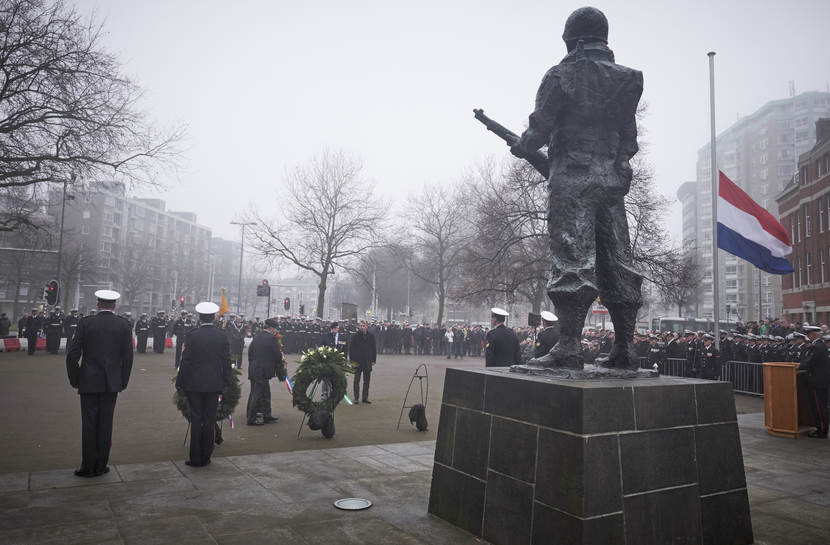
(484, 374, 581, 432)
(624, 484, 701, 545)
(443, 367, 485, 410)
(453, 408, 490, 479)
(489, 416, 537, 483)
(428, 463, 485, 536)
(531, 501, 625, 545)
(434, 404, 456, 466)
(633, 383, 696, 430)
(581, 386, 635, 433)
(536, 429, 621, 517)
(483, 470, 533, 545)
(696, 422, 747, 495)
(701, 489, 754, 545)
(620, 427, 696, 495)
(696, 382, 738, 424)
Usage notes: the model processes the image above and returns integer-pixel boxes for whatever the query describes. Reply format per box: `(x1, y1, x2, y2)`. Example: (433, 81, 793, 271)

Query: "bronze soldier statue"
(509, 7, 643, 369)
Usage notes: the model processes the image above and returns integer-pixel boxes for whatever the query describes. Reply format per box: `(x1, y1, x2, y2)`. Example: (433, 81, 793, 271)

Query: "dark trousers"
(79, 392, 118, 473)
(175, 338, 184, 368)
(46, 329, 60, 353)
(354, 366, 372, 401)
(186, 391, 218, 465)
(136, 335, 148, 353)
(26, 335, 37, 355)
(808, 387, 829, 435)
(153, 333, 165, 353)
(246, 379, 271, 423)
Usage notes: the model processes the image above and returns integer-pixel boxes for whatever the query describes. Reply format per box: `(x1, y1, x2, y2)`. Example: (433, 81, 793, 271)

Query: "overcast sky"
(76, 0, 830, 242)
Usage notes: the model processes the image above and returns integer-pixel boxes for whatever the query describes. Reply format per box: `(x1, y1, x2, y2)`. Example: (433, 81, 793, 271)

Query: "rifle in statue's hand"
(473, 108, 549, 178)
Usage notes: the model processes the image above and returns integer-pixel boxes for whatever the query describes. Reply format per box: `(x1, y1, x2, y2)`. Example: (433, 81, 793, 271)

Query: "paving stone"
(376, 442, 434, 457)
(0, 472, 28, 494)
(294, 516, 426, 545)
(0, 518, 120, 545)
(118, 514, 215, 545)
(214, 527, 308, 545)
(0, 498, 114, 532)
(115, 461, 183, 482)
(29, 467, 122, 490)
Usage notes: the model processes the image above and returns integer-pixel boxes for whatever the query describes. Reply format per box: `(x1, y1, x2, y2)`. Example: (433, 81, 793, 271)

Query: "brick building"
(778, 118, 830, 324)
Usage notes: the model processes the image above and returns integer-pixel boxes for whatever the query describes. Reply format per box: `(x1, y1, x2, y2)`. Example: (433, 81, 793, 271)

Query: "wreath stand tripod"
(396, 363, 429, 431)
(297, 379, 321, 438)
(182, 418, 224, 446)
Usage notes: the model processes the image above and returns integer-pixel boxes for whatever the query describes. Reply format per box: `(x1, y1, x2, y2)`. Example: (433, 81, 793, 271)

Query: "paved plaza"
(1, 350, 829, 544)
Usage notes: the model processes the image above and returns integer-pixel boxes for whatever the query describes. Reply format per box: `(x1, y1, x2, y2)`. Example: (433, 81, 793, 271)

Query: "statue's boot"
(530, 287, 593, 369)
(596, 302, 639, 370)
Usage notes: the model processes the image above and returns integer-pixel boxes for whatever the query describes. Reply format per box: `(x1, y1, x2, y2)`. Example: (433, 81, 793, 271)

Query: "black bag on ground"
(408, 404, 428, 431)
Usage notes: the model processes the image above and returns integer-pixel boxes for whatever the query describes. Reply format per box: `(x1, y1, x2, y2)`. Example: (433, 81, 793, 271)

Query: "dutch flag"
(717, 171, 794, 274)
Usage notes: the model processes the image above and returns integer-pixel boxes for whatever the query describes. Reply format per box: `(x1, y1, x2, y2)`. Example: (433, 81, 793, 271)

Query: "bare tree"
(0, 0, 182, 193)
(248, 150, 387, 319)
(400, 183, 472, 325)
(657, 251, 702, 316)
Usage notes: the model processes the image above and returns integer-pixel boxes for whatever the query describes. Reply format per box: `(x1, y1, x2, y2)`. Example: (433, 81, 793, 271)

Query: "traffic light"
(299, 304, 305, 315)
(179, 296, 185, 308)
(256, 279, 271, 297)
(44, 280, 59, 305)
(284, 297, 290, 311)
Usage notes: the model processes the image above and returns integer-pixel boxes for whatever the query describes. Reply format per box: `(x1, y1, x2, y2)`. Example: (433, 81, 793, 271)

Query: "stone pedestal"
(428, 368, 753, 545)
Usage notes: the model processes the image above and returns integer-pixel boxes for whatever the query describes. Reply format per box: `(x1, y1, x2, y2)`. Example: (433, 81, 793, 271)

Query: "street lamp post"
(230, 221, 255, 314)
(55, 175, 75, 307)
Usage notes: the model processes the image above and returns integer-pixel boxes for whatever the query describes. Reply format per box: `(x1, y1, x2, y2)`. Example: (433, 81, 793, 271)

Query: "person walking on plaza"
(65, 290, 133, 477)
(349, 320, 377, 404)
(485, 308, 521, 367)
(45, 305, 64, 354)
(25, 308, 42, 355)
(176, 302, 232, 466)
(150, 311, 167, 354)
(246, 318, 285, 425)
(798, 325, 830, 439)
(134, 313, 150, 353)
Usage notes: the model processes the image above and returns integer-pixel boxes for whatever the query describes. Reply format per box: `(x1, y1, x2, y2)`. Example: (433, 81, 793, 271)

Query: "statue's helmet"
(562, 7, 608, 46)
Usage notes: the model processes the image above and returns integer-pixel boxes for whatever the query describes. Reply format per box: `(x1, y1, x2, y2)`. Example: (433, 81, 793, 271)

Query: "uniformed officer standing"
(798, 325, 830, 438)
(25, 308, 42, 355)
(64, 309, 80, 343)
(227, 314, 247, 370)
(150, 311, 167, 353)
(134, 313, 150, 353)
(648, 335, 665, 372)
(533, 311, 560, 358)
(485, 308, 521, 367)
(246, 318, 285, 425)
(699, 334, 721, 380)
(65, 290, 133, 477)
(176, 302, 232, 466)
(172, 310, 194, 369)
(45, 305, 64, 354)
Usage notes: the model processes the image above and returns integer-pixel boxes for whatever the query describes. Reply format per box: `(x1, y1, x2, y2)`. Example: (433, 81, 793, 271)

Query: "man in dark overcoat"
(65, 290, 133, 477)
(175, 302, 232, 466)
(246, 318, 285, 425)
(485, 308, 521, 367)
(349, 320, 377, 403)
(799, 326, 830, 438)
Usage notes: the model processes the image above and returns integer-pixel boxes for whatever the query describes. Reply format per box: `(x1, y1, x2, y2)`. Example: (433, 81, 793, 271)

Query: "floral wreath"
(291, 346, 353, 414)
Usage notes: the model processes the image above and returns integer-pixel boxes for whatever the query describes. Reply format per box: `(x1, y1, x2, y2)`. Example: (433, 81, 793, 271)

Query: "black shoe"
(808, 430, 828, 438)
(362, 399, 371, 404)
(185, 460, 202, 467)
(74, 468, 94, 478)
(94, 466, 110, 476)
(247, 422, 264, 426)
(263, 416, 278, 423)
(353, 399, 359, 404)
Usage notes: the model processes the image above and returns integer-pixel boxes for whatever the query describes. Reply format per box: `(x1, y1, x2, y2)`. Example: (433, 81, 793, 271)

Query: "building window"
(804, 204, 812, 237)
(797, 257, 802, 288)
(103, 226, 113, 238)
(81, 224, 89, 235)
(820, 197, 826, 233)
(83, 210, 91, 219)
(797, 212, 802, 242)
(807, 251, 812, 285)
(104, 212, 114, 223)
(822, 248, 826, 284)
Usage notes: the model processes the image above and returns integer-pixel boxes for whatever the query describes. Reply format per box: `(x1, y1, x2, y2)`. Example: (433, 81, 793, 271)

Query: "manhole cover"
(333, 498, 372, 511)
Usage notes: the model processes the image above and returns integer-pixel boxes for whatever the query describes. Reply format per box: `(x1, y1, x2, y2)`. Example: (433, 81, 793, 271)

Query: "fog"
(76, 0, 830, 241)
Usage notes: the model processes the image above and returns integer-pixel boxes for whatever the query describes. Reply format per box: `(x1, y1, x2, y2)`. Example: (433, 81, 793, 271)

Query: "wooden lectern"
(763, 362, 812, 438)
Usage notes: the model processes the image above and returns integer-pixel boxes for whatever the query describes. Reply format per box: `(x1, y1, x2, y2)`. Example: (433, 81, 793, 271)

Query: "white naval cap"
(195, 301, 220, 315)
(803, 325, 822, 332)
(94, 289, 120, 301)
(490, 307, 509, 317)
(540, 311, 558, 322)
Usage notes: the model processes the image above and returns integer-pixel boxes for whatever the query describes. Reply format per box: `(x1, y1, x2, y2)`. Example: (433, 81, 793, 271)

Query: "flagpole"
(708, 51, 720, 350)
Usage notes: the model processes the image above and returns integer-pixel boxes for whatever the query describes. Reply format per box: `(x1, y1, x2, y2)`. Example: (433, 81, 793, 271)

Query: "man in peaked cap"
(485, 308, 521, 367)
(65, 290, 133, 477)
(533, 311, 560, 359)
(246, 318, 285, 425)
(150, 311, 167, 354)
(799, 325, 830, 438)
(176, 302, 232, 466)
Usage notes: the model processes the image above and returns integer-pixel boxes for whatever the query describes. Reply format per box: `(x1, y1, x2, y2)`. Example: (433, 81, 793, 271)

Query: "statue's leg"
(530, 183, 597, 369)
(595, 198, 643, 369)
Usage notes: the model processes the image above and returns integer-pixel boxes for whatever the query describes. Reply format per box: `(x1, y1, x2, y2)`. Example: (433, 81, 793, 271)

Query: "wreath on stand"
(172, 368, 243, 422)
(292, 346, 353, 438)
